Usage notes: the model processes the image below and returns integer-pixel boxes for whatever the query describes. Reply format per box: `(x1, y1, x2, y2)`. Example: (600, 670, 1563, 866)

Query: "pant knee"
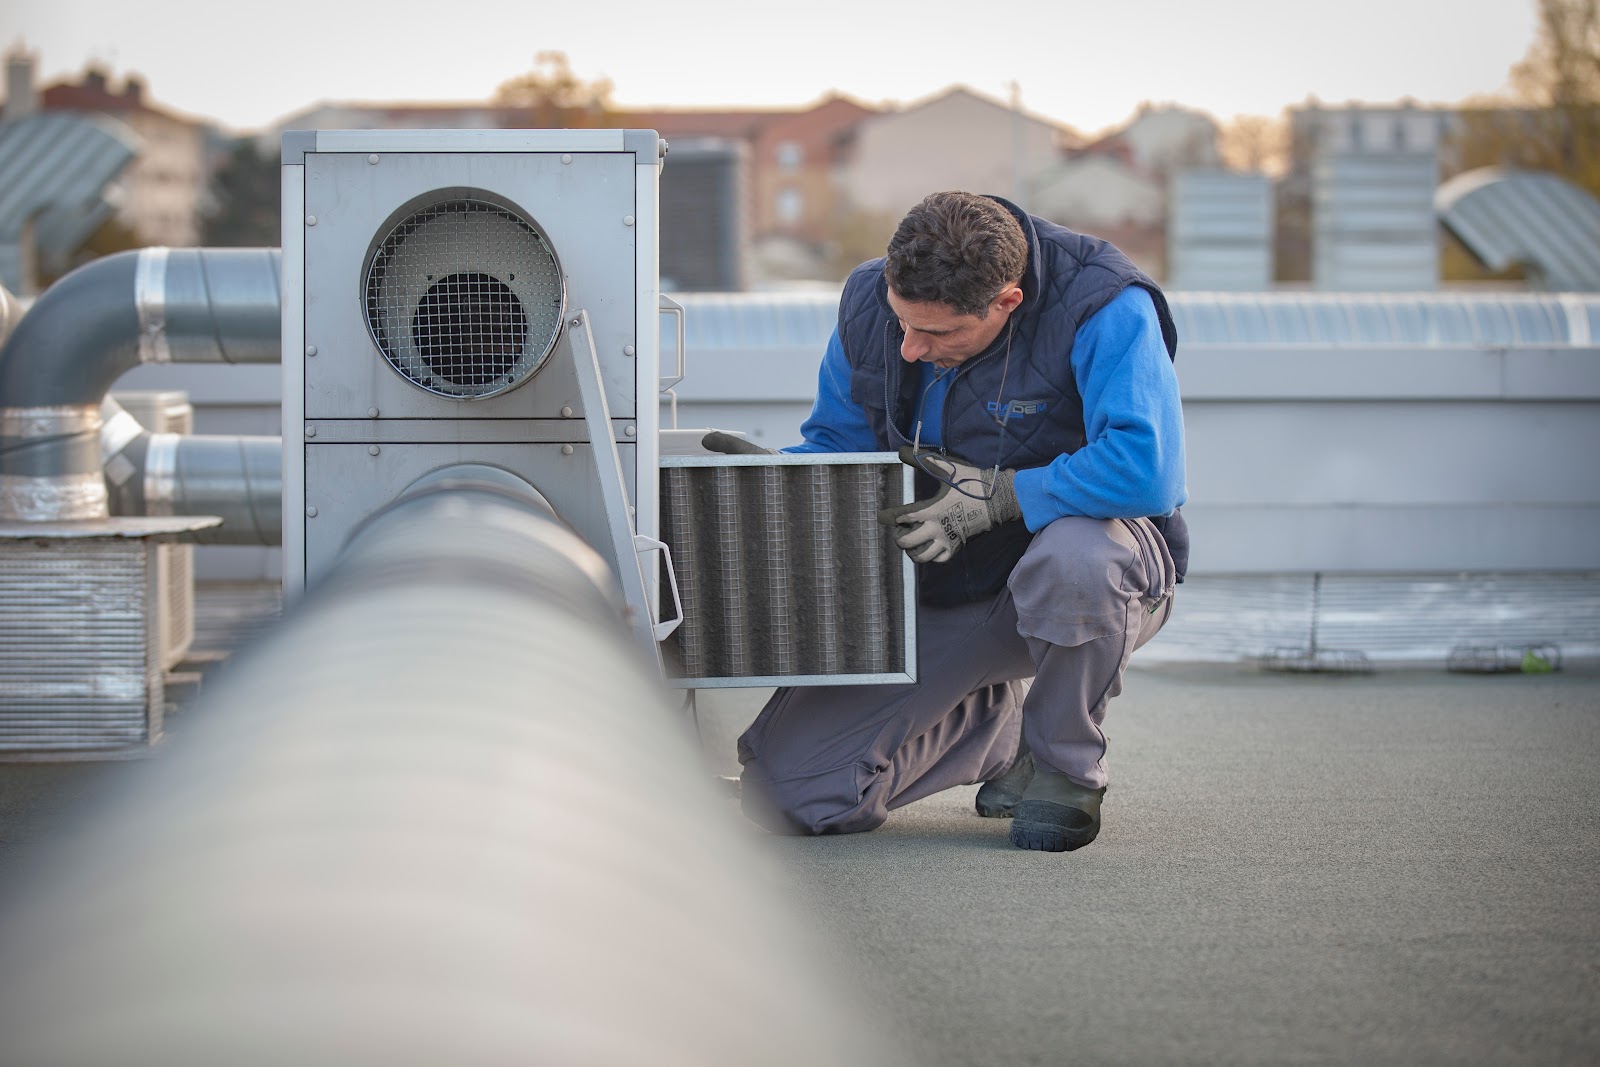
(1010, 518, 1137, 646)
(739, 759, 889, 836)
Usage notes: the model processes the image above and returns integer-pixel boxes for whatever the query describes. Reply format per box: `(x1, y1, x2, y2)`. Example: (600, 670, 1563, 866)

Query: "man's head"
(884, 192, 1027, 368)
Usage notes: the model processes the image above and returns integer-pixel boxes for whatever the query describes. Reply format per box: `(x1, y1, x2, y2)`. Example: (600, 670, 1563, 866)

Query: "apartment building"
(37, 63, 214, 247)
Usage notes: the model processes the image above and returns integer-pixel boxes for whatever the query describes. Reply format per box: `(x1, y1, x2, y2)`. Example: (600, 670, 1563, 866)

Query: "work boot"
(1009, 764, 1106, 852)
(974, 739, 1033, 818)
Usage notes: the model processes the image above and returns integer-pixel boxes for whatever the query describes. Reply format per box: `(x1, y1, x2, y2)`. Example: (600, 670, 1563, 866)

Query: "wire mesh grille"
(364, 198, 565, 399)
(0, 540, 154, 751)
(659, 459, 908, 682)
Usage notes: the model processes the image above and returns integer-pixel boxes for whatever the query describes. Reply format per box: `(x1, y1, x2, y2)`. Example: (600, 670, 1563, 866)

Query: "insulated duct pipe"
(100, 395, 281, 545)
(0, 281, 23, 348)
(0, 247, 279, 521)
(0, 472, 885, 1066)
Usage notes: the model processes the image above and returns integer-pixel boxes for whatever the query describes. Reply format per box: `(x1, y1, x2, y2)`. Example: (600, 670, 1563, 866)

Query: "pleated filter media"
(658, 454, 916, 687)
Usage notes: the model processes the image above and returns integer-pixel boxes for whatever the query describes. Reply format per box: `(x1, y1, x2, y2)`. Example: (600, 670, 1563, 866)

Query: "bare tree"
(1447, 0, 1600, 193)
(494, 52, 618, 128)
(1512, 0, 1600, 105)
(1217, 113, 1289, 175)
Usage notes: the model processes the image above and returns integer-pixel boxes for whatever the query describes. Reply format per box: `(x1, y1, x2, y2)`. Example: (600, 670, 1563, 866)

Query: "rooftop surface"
(727, 665, 1600, 1064)
(2, 584, 1597, 1063)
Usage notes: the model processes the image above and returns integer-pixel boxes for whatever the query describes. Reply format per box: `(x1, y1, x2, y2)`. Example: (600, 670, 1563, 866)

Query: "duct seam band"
(0, 472, 108, 520)
(136, 247, 171, 364)
(0, 405, 102, 439)
(143, 434, 179, 517)
(100, 410, 143, 459)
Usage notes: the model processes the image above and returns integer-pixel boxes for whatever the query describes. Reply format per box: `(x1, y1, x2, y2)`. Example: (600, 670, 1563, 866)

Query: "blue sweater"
(785, 286, 1187, 531)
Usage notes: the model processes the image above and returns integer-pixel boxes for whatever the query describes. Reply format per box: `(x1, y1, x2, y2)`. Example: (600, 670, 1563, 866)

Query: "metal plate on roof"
(1437, 166, 1600, 291)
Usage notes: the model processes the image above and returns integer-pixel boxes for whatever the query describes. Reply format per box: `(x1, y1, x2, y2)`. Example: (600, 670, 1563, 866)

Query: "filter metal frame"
(658, 452, 917, 689)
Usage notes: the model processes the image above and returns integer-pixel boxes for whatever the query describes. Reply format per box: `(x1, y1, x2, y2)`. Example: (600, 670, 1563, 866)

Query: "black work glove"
(701, 431, 776, 456)
(876, 446, 1022, 564)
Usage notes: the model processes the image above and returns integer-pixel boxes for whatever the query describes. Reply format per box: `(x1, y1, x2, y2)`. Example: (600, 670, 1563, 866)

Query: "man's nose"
(901, 332, 929, 362)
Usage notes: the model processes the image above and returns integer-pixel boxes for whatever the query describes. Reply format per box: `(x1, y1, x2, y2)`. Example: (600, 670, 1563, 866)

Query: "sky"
(1, 0, 1539, 135)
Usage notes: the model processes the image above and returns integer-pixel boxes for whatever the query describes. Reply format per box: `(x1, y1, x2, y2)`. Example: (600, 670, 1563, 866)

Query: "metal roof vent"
(363, 195, 566, 399)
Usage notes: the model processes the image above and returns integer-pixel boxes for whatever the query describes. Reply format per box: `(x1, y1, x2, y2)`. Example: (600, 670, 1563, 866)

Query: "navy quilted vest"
(838, 197, 1185, 605)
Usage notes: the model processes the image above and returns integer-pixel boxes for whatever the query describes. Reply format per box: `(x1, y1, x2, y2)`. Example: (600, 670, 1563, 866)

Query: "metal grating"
(1140, 572, 1600, 668)
(659, 455, 914, 686)
(363, 197, 566, 399)
(0, 540, 155, 752)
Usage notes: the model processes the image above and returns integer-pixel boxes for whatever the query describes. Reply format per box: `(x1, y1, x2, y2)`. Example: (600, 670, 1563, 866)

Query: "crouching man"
(705, 191, 1187, 852)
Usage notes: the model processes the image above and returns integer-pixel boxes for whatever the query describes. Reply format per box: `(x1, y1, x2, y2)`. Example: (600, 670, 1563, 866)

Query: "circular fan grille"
(364, 198, 565, 399)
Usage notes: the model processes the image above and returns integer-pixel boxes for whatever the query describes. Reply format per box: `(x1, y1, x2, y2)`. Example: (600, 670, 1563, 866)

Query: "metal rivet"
(623, 215, 635, 227)
(560, 406, 574, 418)
(561, 444, 574, 456)
(368, 445, 380, 456)
(561, 153, 573, 165)
(624, 425, 636, 437)
(306, 344, 317, 356)
(304, 425, 316, 437)
(367, 154, 380, 165)
(305, 215, 317, 226)
(306, 506, 318, 518)
(367, 407, 379, 418)
(628, 505, 637, 516)
(623, 344, 635, 356)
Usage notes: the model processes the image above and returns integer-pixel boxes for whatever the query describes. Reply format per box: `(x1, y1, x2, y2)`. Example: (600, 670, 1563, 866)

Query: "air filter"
(658, 453, 916, 687)
(363, 195, 566, 400)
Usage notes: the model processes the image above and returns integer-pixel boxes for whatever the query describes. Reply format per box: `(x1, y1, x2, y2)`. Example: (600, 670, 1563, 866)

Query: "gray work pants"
(736, 516, 1176, 836)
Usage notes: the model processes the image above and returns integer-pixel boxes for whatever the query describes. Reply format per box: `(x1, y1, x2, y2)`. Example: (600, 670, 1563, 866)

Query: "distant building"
(1030, 105, 1221, 279)
(1278, 101, 1459, 284)
(262, 94, 877, 286)
(34, 61, 215, 248)
(840, 86, 1077, 218)
(1100, 103, 1221, 176)
(626, 96, 875, 251)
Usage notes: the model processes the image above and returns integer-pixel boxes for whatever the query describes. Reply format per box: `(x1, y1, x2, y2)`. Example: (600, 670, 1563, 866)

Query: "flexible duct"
(100, 396, 281, 544)
(0, 247, 279, 520)
(0, 474, 885, 1066)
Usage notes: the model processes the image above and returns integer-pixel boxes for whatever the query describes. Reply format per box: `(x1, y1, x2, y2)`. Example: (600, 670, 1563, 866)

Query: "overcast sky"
(1, 0, 1538, 135)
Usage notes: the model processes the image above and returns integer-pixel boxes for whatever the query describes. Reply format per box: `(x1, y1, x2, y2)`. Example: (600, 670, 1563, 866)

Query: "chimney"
(123, 75, 143, 104)
(83, 67, 108, 94)
(3, 47, 38, 122)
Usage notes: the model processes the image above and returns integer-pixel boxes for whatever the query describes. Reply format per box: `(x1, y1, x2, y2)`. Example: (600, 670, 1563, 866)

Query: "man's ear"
(994, 284, 1024, 316)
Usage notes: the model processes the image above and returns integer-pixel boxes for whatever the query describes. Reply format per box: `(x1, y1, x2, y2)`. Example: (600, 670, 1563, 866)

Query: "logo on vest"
(987, 398, 1050, 422)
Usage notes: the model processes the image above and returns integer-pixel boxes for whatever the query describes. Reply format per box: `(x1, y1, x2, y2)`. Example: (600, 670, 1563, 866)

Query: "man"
(704, 191, 1187, 853)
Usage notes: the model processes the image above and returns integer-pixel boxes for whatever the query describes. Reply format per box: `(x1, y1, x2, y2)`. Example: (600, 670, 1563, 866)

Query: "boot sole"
(1009, 802, 1099, 852)
(974, 793, 1020, 819)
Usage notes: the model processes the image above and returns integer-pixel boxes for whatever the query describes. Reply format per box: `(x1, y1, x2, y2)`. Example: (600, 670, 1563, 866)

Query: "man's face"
(887, 284, 1024, 369)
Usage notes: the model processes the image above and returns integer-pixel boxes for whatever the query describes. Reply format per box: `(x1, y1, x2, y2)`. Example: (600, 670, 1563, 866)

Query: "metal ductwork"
(0, 246, 279, 521)
(100, 395, 282, 545)
(0, 475, 885, 1065)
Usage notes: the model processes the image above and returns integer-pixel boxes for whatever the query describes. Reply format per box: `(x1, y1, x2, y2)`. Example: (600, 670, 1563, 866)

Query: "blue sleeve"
(782, 328, 880, 454)
(1012, 286, 1187, 528)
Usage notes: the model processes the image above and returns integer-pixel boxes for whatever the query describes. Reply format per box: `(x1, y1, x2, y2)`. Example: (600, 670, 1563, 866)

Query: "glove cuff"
(987, 468, 1022, 525)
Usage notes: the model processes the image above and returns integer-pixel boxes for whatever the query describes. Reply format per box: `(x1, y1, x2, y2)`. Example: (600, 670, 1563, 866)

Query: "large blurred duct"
(0, 475, 889, 1065)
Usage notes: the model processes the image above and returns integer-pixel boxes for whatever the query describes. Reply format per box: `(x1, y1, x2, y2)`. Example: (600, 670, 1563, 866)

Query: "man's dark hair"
(884, 191, 1028, 317)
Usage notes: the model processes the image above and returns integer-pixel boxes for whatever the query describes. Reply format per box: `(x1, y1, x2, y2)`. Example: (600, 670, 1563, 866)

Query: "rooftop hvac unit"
(109, 390, 195, 670)
(282, 130, 673, 648)
(282, 129, 917, 686)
